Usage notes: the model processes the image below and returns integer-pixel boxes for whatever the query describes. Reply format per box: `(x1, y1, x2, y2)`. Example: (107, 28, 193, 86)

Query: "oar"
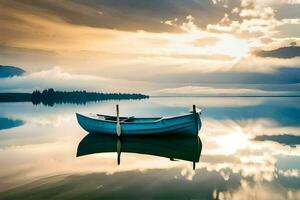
(117, 138, 122, 165)
(193, 105, 199, 134)
(116, 104, 121, 137)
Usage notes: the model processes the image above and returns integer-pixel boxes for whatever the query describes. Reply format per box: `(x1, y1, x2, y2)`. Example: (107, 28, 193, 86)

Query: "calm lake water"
(0, 97, 300, 200)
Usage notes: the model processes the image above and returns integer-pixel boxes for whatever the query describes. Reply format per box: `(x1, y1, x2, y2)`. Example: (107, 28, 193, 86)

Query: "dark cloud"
(255, 134, 300, 146)
(73, 0, 232, 32)
(0, 0, 238, 33)
(255, 46, 300, 59)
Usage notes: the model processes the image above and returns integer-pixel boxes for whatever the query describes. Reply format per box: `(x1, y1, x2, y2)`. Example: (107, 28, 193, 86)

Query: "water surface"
(0, 97, 300, 199)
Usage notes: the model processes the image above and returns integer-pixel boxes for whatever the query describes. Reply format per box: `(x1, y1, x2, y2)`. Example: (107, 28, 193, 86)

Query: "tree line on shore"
(0, 88, 149, 106)
(31, 88, 149, 106)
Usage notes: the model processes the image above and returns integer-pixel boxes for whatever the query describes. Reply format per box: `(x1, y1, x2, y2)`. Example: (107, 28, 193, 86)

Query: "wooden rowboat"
(76, 105, 201, 136)
(77, 134, 202, 166)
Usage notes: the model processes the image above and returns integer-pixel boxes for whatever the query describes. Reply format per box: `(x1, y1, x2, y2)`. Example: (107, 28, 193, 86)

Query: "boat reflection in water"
(77, 134, 202, 169)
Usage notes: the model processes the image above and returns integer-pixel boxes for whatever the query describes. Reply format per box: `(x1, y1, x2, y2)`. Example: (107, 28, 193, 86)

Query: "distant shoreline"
(0, 88, 149, 106)
(150, 95, 300, 98)
(1, 91, 299, 106)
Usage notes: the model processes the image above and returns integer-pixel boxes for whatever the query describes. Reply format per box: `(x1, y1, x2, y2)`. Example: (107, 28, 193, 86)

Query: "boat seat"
(121, 116, 135, 122)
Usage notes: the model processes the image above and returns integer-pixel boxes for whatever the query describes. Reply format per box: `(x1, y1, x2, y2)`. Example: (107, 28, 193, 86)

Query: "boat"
(76, 105, 201, 136)
(77, 134, 202, 166)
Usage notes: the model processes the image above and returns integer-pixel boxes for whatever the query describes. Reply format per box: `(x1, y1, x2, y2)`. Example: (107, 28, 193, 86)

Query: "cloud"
(0, 0, 231, 33)
(239, 7, 275, 19)
(2, 66, 300, 95)
(240, 0, 300, 7)
(0, 0, 300, 87)
(255, 134, 300, 145)
(207, 6, 279, 39)
(139, 55, 300, 83)
(0, 67, 155, 93)
(206, 2, 300, 44)
(255, 46, 300, 58)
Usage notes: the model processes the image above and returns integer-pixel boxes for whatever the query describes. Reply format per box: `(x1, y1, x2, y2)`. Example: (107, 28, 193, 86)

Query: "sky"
(0, 0, 300, 95)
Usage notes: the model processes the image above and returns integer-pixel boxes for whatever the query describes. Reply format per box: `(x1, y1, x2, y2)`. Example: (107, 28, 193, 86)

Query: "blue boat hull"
(76, 112, 201, 136)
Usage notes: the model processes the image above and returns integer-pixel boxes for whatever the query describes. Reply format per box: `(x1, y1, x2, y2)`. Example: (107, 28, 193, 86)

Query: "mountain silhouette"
(0, 65, 25, 78)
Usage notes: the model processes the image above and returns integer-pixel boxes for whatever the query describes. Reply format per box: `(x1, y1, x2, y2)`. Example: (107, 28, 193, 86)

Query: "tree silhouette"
(30, 88, 149, 106)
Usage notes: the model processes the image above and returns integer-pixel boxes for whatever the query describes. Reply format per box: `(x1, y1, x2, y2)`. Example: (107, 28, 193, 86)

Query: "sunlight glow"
(212, 35, 250, 58)
(215, 127, 250, 155)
